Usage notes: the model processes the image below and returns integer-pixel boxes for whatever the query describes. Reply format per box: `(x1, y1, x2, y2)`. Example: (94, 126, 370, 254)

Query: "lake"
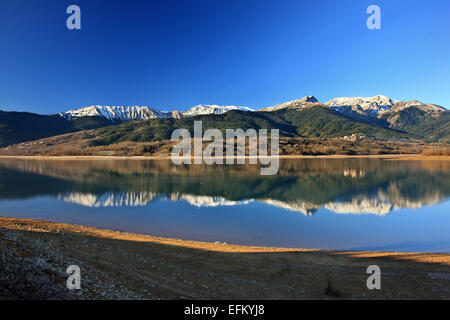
(0, 158, 449, 252)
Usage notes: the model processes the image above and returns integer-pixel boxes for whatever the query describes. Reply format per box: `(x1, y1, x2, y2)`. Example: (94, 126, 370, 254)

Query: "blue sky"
(0, 0, 449, 114)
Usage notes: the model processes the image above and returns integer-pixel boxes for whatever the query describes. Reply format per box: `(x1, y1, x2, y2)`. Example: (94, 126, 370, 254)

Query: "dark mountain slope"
(0, 111, 73, 147)
(0, 111, 114, 147)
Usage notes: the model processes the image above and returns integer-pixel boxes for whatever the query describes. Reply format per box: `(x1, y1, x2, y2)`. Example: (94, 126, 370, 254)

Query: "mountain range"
(59, 104, 255, 121)
(57, 95, 446, 124)
(0, 95, 448, 148)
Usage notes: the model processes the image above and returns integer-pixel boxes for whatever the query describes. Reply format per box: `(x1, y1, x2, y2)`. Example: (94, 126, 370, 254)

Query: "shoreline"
(2, 216, 449, 256)
(1, 217, 449, 299)
(0, 217, 306, 254)
(1, 153, 448, 161)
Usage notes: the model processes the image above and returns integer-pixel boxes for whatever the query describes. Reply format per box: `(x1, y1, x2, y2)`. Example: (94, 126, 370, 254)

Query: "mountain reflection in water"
(0, 158, 449, 251)
(0, 158, 448, 215)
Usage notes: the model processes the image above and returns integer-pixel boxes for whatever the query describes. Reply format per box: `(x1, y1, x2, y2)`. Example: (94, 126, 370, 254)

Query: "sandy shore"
(0, 217, 449, 300)
(390, 155, 450, 161)
(1, 154, 444, 161)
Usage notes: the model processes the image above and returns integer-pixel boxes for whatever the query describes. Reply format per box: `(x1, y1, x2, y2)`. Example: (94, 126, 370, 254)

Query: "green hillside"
(1, 105, 447, 149)
(88, 106, 407, 146)
(383, 107, 450, 141)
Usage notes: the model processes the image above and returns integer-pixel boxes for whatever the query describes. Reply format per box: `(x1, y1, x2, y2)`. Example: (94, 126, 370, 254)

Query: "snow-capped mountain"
(60, 104, 255, 122)
(60, 105, 172, 122)
(260, 96, 319, 112)
(324, 95, 446, 118)
(182, 105, 254, 116)
(325, 95, 394, 118)
(388, 99, 446, 114)
(259, 94, 445, 118)
(57, 95, 447, 129)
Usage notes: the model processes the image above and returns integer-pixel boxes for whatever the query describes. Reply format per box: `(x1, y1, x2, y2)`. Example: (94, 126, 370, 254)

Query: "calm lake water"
(0, 158, 449, 252)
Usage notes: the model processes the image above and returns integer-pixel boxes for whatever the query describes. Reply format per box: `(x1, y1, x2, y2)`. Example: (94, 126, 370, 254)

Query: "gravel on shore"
(1, 217, 449, 300)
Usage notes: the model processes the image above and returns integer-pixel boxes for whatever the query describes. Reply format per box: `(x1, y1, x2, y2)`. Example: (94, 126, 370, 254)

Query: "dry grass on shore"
(0, 133, 440, 157)
(421, 147, 450, 156)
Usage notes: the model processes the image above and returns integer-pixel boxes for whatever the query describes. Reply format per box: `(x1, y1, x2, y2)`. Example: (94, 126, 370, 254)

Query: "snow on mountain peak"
(261, 95, 319, 112)
(60, 105, 171, 122)
(60, 104, 254, 122)
(301, 96, 319, 103)
(325, 95, 394, 110)
(324, 95, 395, 118)
(325, 95, 446, 118)
(391, 100, 446, 113)
(182, 105, 254, 117)
(58, 95, 446, 123)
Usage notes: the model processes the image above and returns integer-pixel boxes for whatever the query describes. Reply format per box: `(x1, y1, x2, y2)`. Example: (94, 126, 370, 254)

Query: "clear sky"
(0, 0, 449, 114)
